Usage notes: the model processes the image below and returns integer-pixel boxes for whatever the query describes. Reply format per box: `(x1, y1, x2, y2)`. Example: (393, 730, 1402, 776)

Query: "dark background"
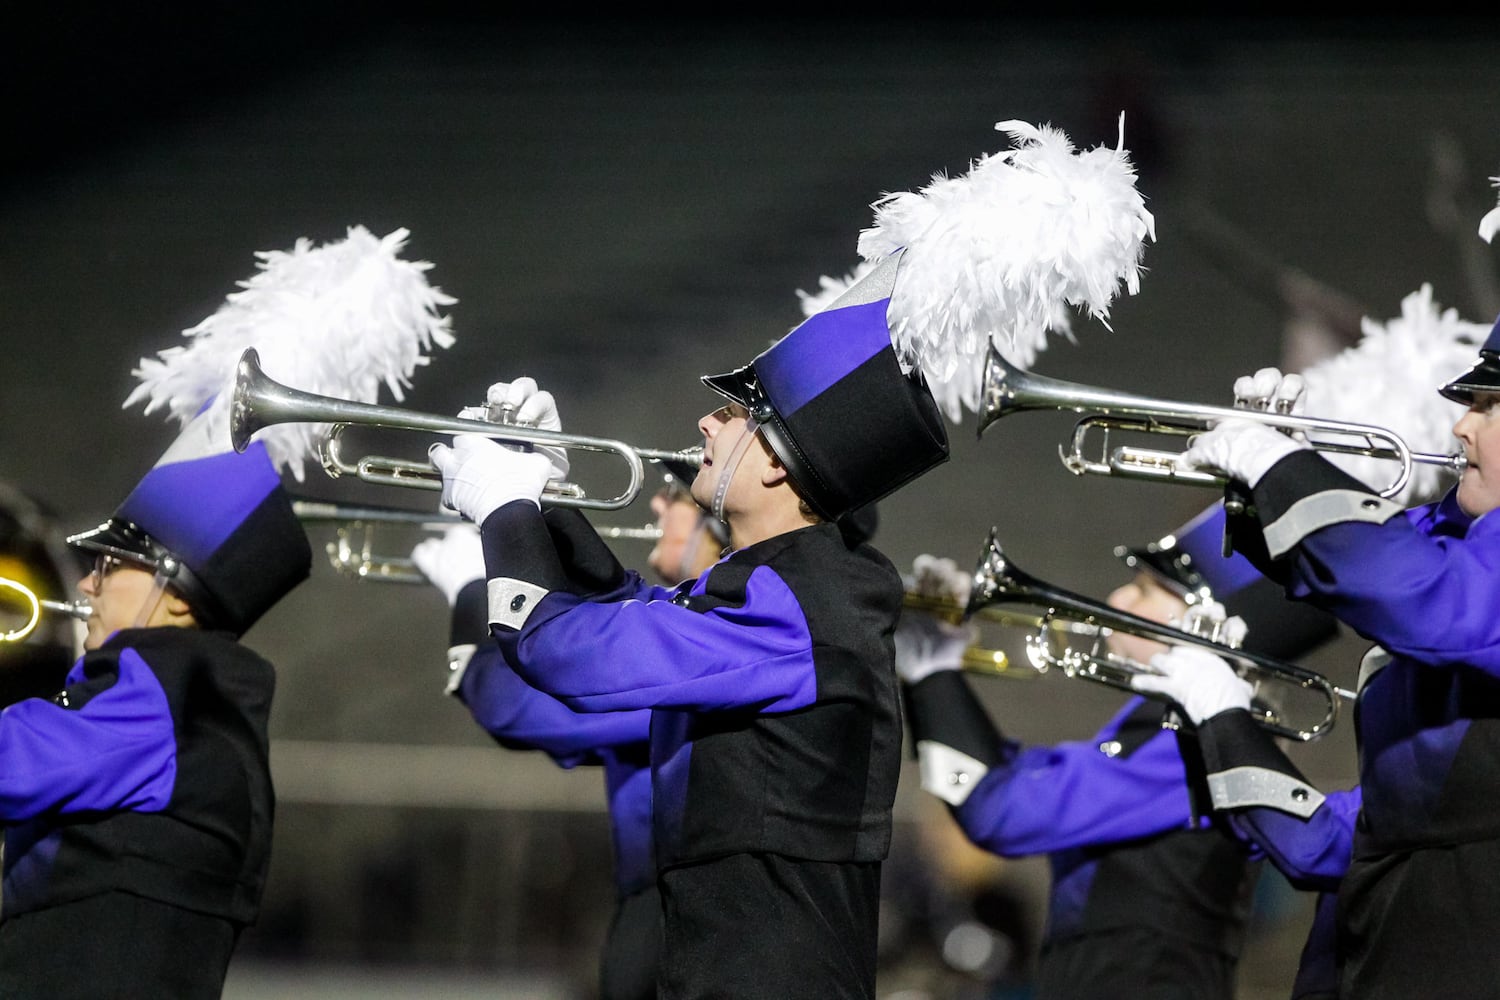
(4, 13, 1499, 998)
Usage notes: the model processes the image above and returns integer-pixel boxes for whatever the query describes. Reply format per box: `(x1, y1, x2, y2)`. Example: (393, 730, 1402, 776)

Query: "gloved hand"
(909, 553, 973, 606)
(1178, 367, 1312, 487)
(1179, 418, 1309, 488)
(457, 376, 570, 482)
(895, 553, 979, 684)
(1177, 599, 1249, 649)
(1131, 644, 1254, 724)
(1234, 366, 1307, 417)
(894, 611, 979, 685)
(429, 434, 554, 523)
(410, 523, 485, 607)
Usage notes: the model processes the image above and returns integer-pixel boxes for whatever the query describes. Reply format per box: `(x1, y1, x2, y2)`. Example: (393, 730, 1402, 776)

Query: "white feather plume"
(124, 226, 457, 481)
(1479, 173, 1500, 243)
(852, 114, 1155, 422)
(1300, 283, 1487, 504)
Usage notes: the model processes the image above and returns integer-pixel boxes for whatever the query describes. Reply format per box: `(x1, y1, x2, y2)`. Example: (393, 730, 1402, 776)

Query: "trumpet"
(232, 348, 704, 511)
(901, 592, 1100, 678)
(1, 576, 90, 643)
(962, 529, 1351, 742)
(292, 498, 664, 583)
(977, 345, 1466, 500)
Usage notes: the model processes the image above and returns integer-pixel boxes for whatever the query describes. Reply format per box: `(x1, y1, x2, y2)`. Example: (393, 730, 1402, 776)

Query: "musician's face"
(1104, 571, 1188, 664)
(693, 402, 772, 518)
(76, 554, 174, 650)
(1453, 391, 1500, 518)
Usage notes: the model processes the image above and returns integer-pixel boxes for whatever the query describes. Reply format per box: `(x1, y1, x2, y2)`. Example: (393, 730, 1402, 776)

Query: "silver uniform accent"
(1262, 489, 1405, 559)
(1357, 646, 1392, 693)
(444, 643, 478, 696)
(1208, 765, 1326, 818)
(915, 740, 991, 808)
(487, 578, 551, 630)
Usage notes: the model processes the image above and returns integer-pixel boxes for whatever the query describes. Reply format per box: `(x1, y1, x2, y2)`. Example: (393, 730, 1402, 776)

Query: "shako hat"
(702, 250, 949, 522)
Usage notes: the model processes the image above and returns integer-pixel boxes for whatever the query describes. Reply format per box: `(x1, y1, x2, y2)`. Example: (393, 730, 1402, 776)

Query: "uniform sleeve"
(498, 559, 820, 714)
(953, 720, 1195, 857)
(904, 673, 1195, 856)
(1250, 453, 1500, 674)
(1196, 706, 1356, 889)
(0, 647, 176, 819)
(455, 644, 652, 766)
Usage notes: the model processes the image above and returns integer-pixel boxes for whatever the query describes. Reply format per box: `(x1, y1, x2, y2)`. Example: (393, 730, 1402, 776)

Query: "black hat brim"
(65, 519, 163, 563)
(1440, 353, 1500, 404)
(1113, 543, 1206, 601)
(700, 365, 758, 408)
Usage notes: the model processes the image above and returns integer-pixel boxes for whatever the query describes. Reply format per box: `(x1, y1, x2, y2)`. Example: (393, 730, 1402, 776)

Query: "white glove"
(466, 377, 570, 482)
(1131, 644, 1254, 724)
(1176, 600, 1249, 649)
(1179, 418, 1308, 488)
(1234, 367, 1307, 417)
(429, 434, 554, 523)
(410, 523, 485, 607)
(894, 611, 978, 685)
(909, 553, 973, 606)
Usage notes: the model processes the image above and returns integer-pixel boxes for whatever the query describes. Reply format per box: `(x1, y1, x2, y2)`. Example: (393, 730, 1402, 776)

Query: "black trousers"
(0, 890, 239, 1000)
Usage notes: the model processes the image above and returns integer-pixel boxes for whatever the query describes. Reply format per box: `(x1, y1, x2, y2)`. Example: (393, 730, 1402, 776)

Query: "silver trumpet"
(963, 528, 1352, 742)
(292, 498, 663, 584)
(1, 576, 90, 643)
(977, 345, 1466, 500)
(232, 348, 704, 512)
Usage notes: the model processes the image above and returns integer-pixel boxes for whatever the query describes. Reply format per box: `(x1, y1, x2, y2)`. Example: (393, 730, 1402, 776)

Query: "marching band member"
(429, 115, 1152, 997)
(0, 226, 452, 999)
(1135, 318, 1500, 998)
(896, 514, 1340, 1000)
(431, 252, 949, 999)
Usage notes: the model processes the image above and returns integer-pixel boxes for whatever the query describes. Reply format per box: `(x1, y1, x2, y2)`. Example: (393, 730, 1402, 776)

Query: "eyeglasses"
(90, 553, 150, 591)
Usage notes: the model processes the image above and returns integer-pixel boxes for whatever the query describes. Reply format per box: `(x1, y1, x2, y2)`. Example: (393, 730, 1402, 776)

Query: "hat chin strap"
(131, 559, 179, 629)
(711, 416, 761, 526)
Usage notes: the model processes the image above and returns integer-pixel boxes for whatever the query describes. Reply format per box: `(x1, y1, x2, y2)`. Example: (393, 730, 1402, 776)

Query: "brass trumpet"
(232, 348, 704, 511)
(977, 345, 1466, 500)
(901, 592, 1100, 678)
(962, 528, 1351, 742)
(292, 499, 663, 583)
(1, 576, 90, 643)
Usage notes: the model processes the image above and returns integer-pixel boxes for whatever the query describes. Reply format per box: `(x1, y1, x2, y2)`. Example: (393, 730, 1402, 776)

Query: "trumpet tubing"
(977, 345, 1465, 500)
(292, 499, 666, 584)
(232, 348, 703, 511)
(962, 528, 1347, 742)
(1, 576, 90, 643)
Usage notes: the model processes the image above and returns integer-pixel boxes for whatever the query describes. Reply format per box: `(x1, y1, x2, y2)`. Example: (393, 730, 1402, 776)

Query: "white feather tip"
(1479, 174, 1500, 243)
(855, 112, 1155, 422)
